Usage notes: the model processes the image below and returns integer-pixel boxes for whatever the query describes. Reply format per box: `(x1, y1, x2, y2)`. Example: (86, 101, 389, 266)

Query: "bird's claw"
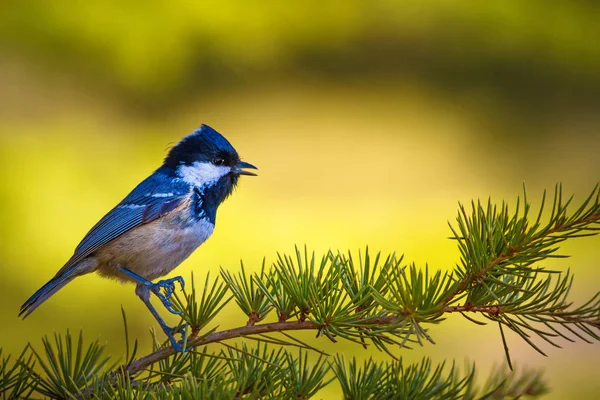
(152, 276, 185, 298)
(166, 324, 189, 352)
(170, 341, 187, 353)
(162, 298, 184, 315)
(151, 276, 185, 314)
(172, 323, 188, 337)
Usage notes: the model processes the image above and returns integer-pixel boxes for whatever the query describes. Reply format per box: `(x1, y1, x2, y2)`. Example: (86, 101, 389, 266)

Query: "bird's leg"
(135, 284, 188, 352)
(120, 268, 185, 315)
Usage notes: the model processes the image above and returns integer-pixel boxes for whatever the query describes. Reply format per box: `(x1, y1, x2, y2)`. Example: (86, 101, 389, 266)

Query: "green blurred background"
(1, 1, 599, 398)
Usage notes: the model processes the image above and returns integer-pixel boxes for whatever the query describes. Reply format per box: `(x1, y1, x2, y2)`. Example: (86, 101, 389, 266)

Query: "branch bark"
(117, 305, 502, 378)
(127, 320, 318, 376)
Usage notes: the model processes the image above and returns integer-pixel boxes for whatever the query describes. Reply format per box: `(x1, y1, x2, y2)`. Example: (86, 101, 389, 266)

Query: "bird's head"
(163, 125, 257, 200)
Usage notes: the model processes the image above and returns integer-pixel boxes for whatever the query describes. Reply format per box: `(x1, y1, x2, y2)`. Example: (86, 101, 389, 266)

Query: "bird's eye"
(211, 157, 225, 166)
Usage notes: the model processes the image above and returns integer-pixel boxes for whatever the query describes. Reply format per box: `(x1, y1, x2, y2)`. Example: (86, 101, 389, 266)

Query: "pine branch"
(106, 306, 598, 383)
(7, 183, 600, 398)
(444, 184, 600, 306)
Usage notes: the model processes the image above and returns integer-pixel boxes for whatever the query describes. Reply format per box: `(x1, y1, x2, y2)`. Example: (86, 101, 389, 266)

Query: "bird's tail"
(19, 269, 78, 319)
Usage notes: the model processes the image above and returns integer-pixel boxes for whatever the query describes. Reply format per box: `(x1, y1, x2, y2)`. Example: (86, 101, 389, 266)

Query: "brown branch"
(443, 304, 502, 316)
(113, 305, 501, 379)
(126, 320, 317, 376)
(559, 315, 600, 327)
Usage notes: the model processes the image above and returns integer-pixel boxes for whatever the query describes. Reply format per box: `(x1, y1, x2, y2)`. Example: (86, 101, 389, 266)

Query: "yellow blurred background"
(1, 1, 599, 398)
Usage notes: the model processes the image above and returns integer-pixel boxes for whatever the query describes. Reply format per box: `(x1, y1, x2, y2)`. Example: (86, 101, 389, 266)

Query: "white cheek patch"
(177, 161, 230, 188)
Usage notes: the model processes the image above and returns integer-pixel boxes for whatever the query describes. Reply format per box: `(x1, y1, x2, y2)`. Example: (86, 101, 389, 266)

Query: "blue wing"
(58, 170, 191, 274)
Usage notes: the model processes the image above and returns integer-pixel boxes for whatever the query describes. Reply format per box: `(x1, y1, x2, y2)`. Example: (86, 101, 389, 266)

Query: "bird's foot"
(165, 323, 189, 352)
(150, 276, 185, 315)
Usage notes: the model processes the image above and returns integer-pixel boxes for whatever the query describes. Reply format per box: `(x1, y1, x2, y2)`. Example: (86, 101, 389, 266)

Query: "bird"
(19, 124, 257, 352)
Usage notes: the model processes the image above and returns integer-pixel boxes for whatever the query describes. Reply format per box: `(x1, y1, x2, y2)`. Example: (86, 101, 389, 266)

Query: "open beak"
(234, 160, 258, 176)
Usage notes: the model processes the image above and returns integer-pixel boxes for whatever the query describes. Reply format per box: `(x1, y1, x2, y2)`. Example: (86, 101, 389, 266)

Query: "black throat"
(192, 175, 236, 224)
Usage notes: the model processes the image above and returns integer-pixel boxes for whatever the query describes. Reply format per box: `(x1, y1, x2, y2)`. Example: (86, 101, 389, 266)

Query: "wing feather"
(58, 171, 191, 273)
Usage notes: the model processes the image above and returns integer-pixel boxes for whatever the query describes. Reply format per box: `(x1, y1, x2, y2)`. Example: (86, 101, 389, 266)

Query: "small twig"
(444, 211, 600, 305)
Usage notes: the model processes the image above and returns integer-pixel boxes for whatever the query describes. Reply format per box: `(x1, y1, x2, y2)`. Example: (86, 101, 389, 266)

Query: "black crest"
(163, 125, 239, 169)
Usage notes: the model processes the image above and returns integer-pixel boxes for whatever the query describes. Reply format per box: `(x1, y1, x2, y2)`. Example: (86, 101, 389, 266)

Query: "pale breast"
(95, 206, 215, 282)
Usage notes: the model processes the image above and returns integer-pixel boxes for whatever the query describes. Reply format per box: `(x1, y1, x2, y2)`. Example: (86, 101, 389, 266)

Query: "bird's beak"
(234, 161, 258, 176)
